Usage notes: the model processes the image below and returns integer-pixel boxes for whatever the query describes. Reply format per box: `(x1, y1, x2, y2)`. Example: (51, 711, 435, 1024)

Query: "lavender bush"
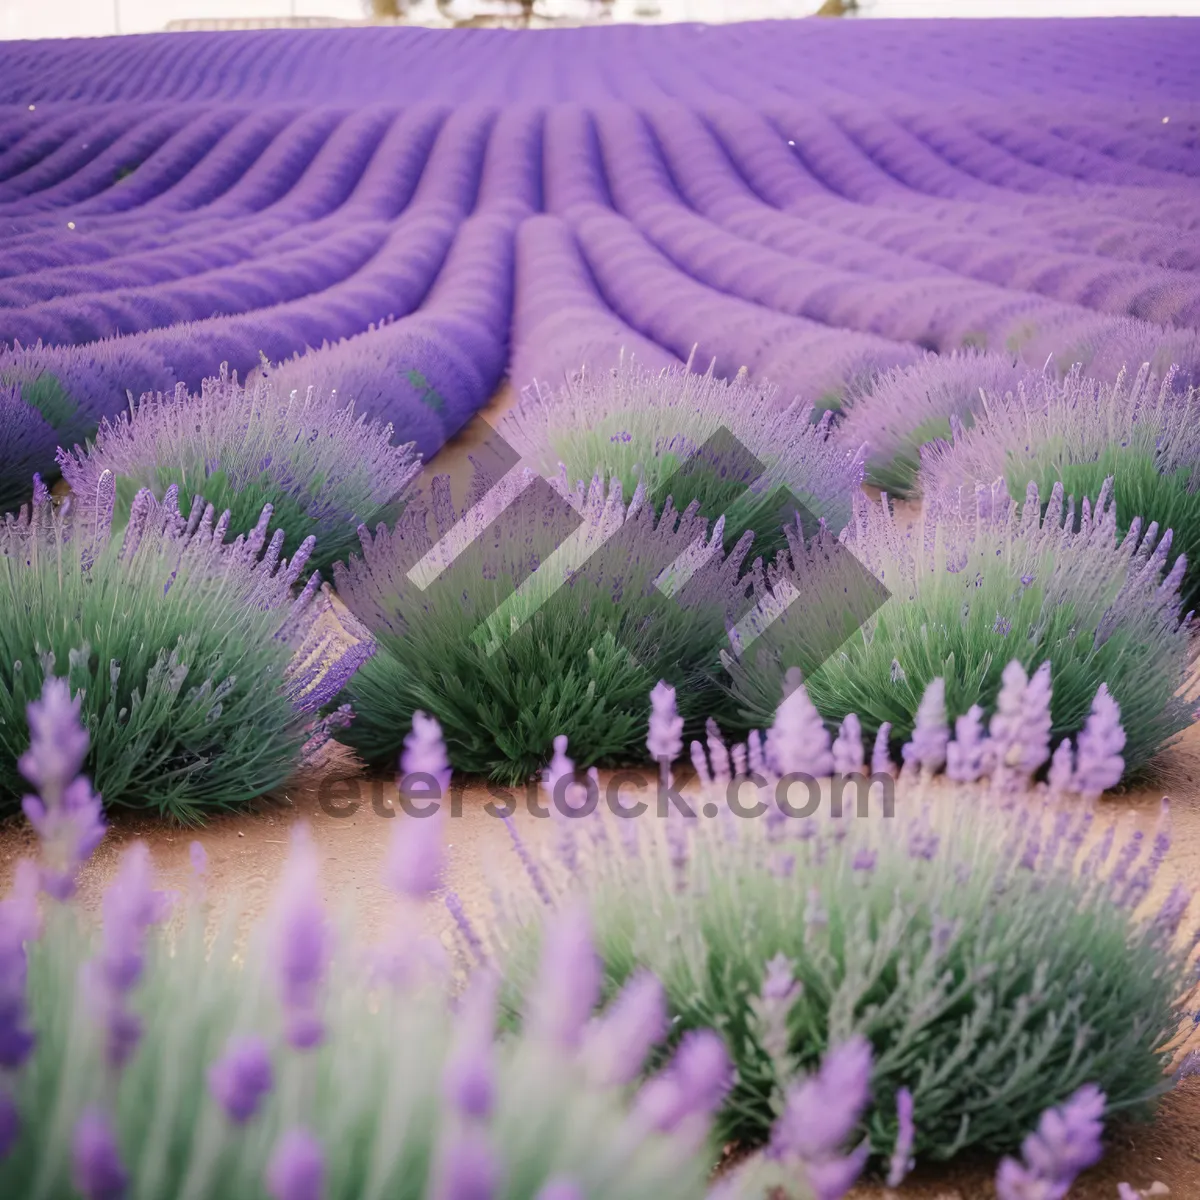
(0, 339, 175, 512)
(488, 682, 1198, 1163)
(334, 463, 753, 782)
(725, 478, 1196, 777)
(834, 350, 1030, 498)
(0, 479, 369, 819)
(0, 696, 726, 1200)
(59, 367, 421, 575)
(500, 356, 865, 556)
(921, 364, 1200, 611)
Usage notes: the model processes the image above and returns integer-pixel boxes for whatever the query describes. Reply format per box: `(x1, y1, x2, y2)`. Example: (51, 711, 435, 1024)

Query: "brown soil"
(6, 386, 1200, 1197)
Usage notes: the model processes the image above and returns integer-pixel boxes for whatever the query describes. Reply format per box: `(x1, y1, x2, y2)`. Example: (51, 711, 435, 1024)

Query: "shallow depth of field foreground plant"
(0, 478, 370, 819)
(0, 689, 731, 1200)
(486, 681, 1199, 1163)
(725, 476, 1196, 776)
(335, 463, 754, 782)
(59, 368, 422, 576)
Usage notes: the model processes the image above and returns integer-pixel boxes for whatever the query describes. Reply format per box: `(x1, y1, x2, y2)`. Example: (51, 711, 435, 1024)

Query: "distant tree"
(814, 0, 860, 15)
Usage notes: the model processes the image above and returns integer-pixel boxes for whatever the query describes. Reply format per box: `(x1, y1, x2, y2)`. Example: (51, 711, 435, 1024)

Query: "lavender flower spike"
(904, 678, 949, 775)
(831, 713, 864, 776)
(0, 859, 40, 1071)
(19, 677, 106, 900)
(995, 1084, 1107, 1200)
(266, 1128, 325, 1200)
(1072, 685, 1126, 800)
(635, 1029, 733, 1136)
(766, 668, 834, 778)
(384, 718, 449, 900)
(268, 824, 331, 1051)
(871, 722, 894, 777)
(648, 681, 684, 781)
(946, 705, 988, 783)
(442, 972, 498, 1121)
(886, 1088, 916, 1188)
(768, 1035, 874, 1200)
(83, 842, 172, 1069)
(527, 904, 601, 1052)
(988, 660, 1053, 784)
(71, 1109, 129, 1200)
(208, 1035, 274, 1125)
(582, 969, 667, 1088)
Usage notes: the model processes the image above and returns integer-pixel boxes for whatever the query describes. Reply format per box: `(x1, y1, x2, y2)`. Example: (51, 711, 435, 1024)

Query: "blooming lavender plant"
(335, 461, 755, 782)
(0, 480, 371, 819)
(0, 337, 175, 513)
(921, 363, 1200, 609)
(836, 350, 1030, 497)
(487, 685, 1197, 1161)
(500, 355, 867, 554)
(59, 367, 421, 575)
(0, 819, 721, 1200)
(725, 477, 1195, 777)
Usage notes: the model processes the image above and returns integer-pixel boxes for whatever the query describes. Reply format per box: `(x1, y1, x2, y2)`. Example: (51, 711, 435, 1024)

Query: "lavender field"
(2, 16, 1200, 1200)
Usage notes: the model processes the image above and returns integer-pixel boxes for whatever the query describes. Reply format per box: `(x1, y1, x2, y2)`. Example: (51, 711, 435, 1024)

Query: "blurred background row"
(4, 0, 1198, 46)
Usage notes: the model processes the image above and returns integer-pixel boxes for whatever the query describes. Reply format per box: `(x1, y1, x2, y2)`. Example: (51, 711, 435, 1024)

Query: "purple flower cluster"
(995, 1085, 1107, 1200)
(18, 677, 106, 900)
(767, 1036, 873, 1200)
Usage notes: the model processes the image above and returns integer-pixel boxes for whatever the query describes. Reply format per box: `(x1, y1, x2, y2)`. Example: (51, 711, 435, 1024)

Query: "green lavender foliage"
(724, 480, 1196, 776)
(920, 364, 1200, 612)
(492, 779, 1196, 1160)
(334, 468, 753, 783)
(0, 485, 361, 821)
(3, 877, 715, 1199)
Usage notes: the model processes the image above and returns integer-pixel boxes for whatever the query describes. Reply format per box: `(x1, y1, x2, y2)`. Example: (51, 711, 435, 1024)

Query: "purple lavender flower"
(71, 1109, 129, 1200)
(831, 714, 864, 776)
(852, 849, 877, 873)
(768, 1036, 873, 1200)
(946, 704, 987, 783)
(0, 859, 40, 1070)
(527, 904, 601, 1052)
(382, 801, 447, 901)
(535, 1181, 585, 1200)
(995, 1084, 1106, 1200)
(886, 1088, 916, 1187)
(635, 1029, 733, 1134)
(208, 1035, 274, 1124)
(903, 678, 949, 775)
(1047, 738, 1075, 797)
(1072, 685, 1126, 799)
(871, 723, 894, 776)
(0, 1088, 18, 1161)
(268, 825, 331, 1051)
(443, 973, 498, 1121)
(83, 842, 172, 1069)
(266, 1128, 325, 1200)
(401, 710, 453, 798)
(766, 668, 833, 778)
(433, 1133, 497, 1200)
(769, 1035, 873, 1164)
(18, 677, 106, 900)
(648, 681, 684, 778)
(1153, 883, 1192, 940)
(987, 660, 1053, 783)
(583, 969, 667, 1087)
(445, 890, 487, 963)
